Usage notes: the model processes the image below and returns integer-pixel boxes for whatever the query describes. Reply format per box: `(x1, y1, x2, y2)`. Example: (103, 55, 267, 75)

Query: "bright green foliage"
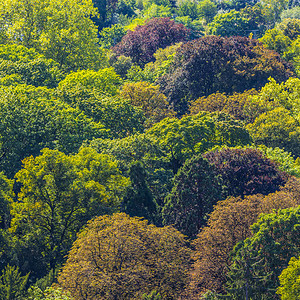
(28, 286, 73, 300)
(209, 10, 249, 37)
(230, 0, 259, 10)
(247, 107, 300, 157)
(0, 0, 106, 71)
(0, 85, 106, 178)
(284, 37, 300, 76)
(176, 0, 199, 20)
(10, 147, 129, 278)
(146, 112, 251, 172)
(281, 6, 300, 20)
(175, 17, 205, 40)
(243, 78, 300, 123)
(142, 290, 162, 299)
(260, 28, 292, 54)
(142, 4, 172, 18)
(226, 206, 300, 299)
(260, 19, 300, 60)
(143, 0, 174, 9)
(256, 145, 300, 177)
(162, 154, 222, 238)
(261, 0, 289, 25)
(99, 24, 126, 49)
(0, 264, 29, 300)
(0, 44, 64, 88)
(131, 43, 182, 83)
(57, 70, 144, 138)
(87, 134, 174, 206)
(278, 18, 300, 40)
(197, 0, 218, 23)
(57, 68, 122, 101)
(124, 18, 148, 31)
(277, 256, 300, 300)
(70, 96, 145, 138)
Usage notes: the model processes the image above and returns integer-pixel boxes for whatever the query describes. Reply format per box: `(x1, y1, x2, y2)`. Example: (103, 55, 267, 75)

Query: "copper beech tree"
(159, 36, 294, 115)
(113, 18, 189, 66)
(58, 213, 191, 300)
(203, 148, 289, 198)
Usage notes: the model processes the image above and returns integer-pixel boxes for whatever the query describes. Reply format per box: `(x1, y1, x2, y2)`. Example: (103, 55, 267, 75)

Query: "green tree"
(108, 53, 133, 79)
(197, 0, 218, 23)
(208, 10, 249, 37)
(277, 256, 300, 300)
(10, 148, 129, 279)
(278, 18, 300, 40)
(92, 0, 119, 30)
(58, 213, 191, 299)
(122, 161, 159, 225)
(176, 0, 199, 20)
(56, 69, 145, 138)
(70, 96, 145, 138)
(142, 291, 162, 300)
(281, 6, 300, 20)
(99, 24, 126, 49)
(174, 17, 205, 40)
(260, 28, 292, 55)
(0, 85, 106, 178)
(0, 0, 107, 71)
(226, 206, 300, 299)
(247, 107, 300, 157)
(142, 4, 172, 18)
(162, 154, 222, 238)
(28, 286, 73, 300)
(0, 264, 29, 300)
(0, 173, 14, 229)
(56, 68, 122, 102)
(0, 44, 64, 88)
(87, 134, 174, 206)
(146, 112, 251, 172)
(255, 145, 300, 177)
(261, 0, 289, 26)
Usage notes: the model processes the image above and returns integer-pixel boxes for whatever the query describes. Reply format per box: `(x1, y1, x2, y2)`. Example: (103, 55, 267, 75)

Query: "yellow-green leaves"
(0, 0, 107, 71)
(57, 68, 122, 102)
(277, 256, 300, 299)
(10, 147, 129, 276)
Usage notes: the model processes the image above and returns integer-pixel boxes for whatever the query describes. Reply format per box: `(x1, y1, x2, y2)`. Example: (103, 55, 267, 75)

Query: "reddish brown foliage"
(203, 148, 289, 198)
(159, 36, 294, 115)
(113, 18, 189, 66)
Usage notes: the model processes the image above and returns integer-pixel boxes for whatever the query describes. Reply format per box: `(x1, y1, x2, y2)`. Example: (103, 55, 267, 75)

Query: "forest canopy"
(0, 0, 299, 299)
